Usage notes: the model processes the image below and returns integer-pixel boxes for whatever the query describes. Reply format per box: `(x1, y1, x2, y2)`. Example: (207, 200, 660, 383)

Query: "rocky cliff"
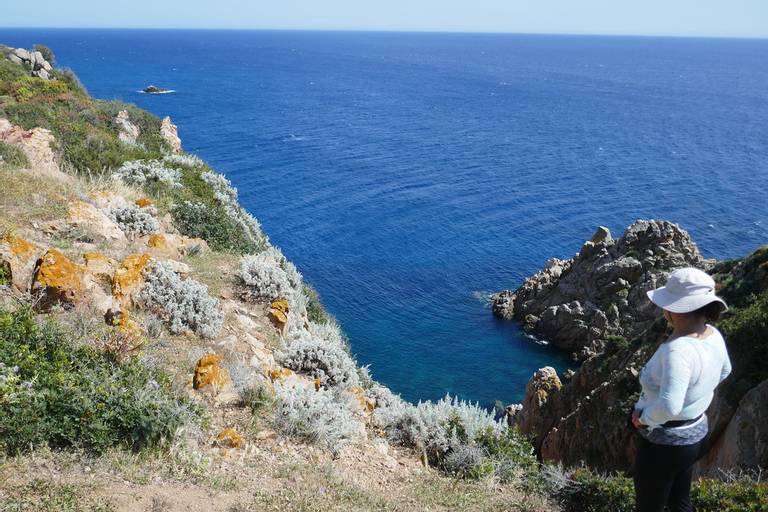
(494, 222, 768, 474)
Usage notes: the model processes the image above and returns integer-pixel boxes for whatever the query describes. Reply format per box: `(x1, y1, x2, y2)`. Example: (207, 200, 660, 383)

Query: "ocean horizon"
(2, 28, 766, 407)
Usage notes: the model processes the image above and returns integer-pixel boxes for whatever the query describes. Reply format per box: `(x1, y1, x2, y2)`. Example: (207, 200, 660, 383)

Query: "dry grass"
(0, 168, 73, 233)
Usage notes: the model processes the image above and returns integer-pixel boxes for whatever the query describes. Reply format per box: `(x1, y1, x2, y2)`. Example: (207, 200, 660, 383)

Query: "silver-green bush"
(276, 333, 360, 388)
(108, 204, 160, 236)
(139, 262, 223, 338)
(273, 381, 363, 452)
(238, 247, 302, 302)
(115, 159, 181, 188)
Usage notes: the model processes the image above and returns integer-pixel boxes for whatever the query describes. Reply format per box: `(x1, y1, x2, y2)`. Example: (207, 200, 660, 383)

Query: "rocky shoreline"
(493, 221, 768, 474)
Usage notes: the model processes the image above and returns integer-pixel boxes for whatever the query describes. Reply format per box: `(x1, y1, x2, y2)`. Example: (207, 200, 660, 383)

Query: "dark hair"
(685, 301, 724, 323)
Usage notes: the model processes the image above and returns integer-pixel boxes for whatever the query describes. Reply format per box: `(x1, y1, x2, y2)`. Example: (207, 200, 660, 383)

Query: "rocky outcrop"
(31, 249, 88, 309)
(115, 110, 140, 145)
(498, 224, 768, 473)
(4, 47, 53, 80)
(66, 201, 128, 247)
(160, 116, 182, 154)
(491, 220, 705, 360)
(0, 118, 66, 179)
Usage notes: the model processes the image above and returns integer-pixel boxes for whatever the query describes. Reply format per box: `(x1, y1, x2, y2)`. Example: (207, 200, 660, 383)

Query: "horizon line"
(1, 26, 767, 41)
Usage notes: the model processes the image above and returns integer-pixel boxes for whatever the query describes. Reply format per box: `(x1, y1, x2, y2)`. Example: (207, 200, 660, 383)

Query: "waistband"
(661, 414, 703, 428)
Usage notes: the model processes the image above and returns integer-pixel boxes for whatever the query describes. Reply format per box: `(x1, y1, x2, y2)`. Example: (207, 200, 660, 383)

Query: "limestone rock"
(193, 354, 231, 391)
(160, 116, 182, 154)
(31, 249, 87, 309)
(82, 252, 118, 286)
(269, 298, 289, 332)
(112, 253, 151, 307)
(67, 201, 128, 246)
(88, 190, 130, 210)
(0, 235, 41, 292)
(115, 110, 140, 145)
(145, 233, 207, 260)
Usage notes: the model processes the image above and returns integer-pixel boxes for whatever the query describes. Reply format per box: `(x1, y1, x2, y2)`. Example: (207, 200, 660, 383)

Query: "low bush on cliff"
(0, 140, 29, 170)
(238, 247, 302, 302)
(273, 382, 362, 452)
(277, 333, 360, 388)
(107, 204, 161, 237)
(171, 199, 263, 254)
(139, 261, 223, 338)
(0, 306, 199, 454)
(558, 469, 768, 512)
(375, 394, 537, 481)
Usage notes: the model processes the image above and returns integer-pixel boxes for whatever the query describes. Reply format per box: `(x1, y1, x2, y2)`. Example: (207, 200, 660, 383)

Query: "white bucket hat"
(646, 267, 728, 313)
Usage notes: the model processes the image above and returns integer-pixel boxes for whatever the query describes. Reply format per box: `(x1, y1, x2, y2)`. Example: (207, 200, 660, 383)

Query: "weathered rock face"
(112, 254, 152, 307)
(699, 379, 768, 474)
(67, 201, 128, 247)
(0, 118, 66, 179)
(160, 116, 182, 154)
(491, 220, 705, 360)
(31, 249, 88, 309)
(0, 235, 41, 292)
(193, 354, 231, 391)
(509, 367, 562, 435)
(115, 110, 140, 145)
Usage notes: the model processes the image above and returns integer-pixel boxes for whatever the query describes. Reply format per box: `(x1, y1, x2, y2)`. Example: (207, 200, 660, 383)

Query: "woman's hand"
(631, 409, 645, 429)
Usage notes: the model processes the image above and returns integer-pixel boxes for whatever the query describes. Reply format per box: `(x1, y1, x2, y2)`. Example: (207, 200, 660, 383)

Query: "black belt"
(662, 414, 703, 428)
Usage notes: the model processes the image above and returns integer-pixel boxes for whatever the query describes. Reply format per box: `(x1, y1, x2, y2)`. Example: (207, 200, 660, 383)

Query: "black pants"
(633, 434, 704, 512)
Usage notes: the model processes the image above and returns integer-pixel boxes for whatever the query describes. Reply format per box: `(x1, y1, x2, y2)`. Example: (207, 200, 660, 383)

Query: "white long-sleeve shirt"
(635, 326, 732, 429)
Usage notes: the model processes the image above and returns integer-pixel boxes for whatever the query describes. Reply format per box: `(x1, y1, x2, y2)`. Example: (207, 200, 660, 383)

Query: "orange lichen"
(2, 234, 37, 260)
(146, 233, 180, 259)
(31, 249, 86, 306)
(112, 253, 151, 306)
(268, 367, 295, 382)
(349, 386, 376, 415)
(269, 298, 290, 328)
(216, 428, 243, 448)
(193, 354, 231, 390)
(134, 197, 153, 208)
(83, 252, 117, 283)
(313, 377, 322, 391)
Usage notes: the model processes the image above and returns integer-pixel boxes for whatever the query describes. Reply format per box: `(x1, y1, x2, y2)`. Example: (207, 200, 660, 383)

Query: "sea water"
(3, 29, 767, 407)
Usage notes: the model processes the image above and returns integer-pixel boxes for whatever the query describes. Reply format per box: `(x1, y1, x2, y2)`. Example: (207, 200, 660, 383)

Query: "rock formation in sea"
(494, 221, 768, 475)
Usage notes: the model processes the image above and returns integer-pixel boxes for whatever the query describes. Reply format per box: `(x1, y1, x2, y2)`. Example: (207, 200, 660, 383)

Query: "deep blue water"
(3, 29, 768, 407)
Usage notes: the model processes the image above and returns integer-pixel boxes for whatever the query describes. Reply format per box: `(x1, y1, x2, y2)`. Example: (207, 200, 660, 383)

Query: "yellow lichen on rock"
(350, 386, 376, 415)
(268, 367, 295, 382)
(193, 354, 231, 391)
(134, 197, 153, 208)
(269, 298, 289, 331)
(31, 249, 87, 308)
(67, 200, 127, 245)
(0, 234, 40, 291)
(112, 253, 151, 307)
(146, 233, 179, 259)
(216, 428, 243, 448)
(83, 252, 117, 285)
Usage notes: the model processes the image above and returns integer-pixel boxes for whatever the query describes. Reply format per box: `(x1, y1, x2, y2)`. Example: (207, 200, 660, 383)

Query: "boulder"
(31, 249, 87, 309)
(114, 110, 140, 145)
(0, 119, 66, 179)
(82, 252, 118, 287)
(215, 428, 243, 448)
(7, 54, 22, 65)
(13, 48, 30, 61)
(112, 253, 151, 307)
(0, 235, 41, 292)
(193, 354, 231, 391)
(160, 116, 182, 154)
(269, 298, 289, 332)
(67, 201, 128, 246)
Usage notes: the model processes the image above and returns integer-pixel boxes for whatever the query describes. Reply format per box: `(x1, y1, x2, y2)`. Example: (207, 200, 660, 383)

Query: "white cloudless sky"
(1, 0, 767, 38)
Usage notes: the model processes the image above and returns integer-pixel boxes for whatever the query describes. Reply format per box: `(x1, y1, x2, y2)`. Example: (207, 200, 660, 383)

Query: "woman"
(631, 267, 731, 512)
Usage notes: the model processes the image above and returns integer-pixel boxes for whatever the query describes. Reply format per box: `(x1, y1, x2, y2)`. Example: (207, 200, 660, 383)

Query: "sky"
(1, 0, 767, 38)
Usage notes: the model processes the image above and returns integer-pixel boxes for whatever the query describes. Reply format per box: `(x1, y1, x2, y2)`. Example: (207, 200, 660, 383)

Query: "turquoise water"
(3, 29, 767, 407)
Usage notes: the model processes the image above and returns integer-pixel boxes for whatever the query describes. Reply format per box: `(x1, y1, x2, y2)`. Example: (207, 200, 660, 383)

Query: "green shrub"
(559, 469, 768, 512)
(718, 290, 768, 398)
(0, 59, 28, 82)
(171, 200, 262, 254)
(1, 75, 70, 103)
(303, 284, 330, 323)
(0, 306, 200, 454)
(693, 478, 768, 512)
(0, 140, 29, 170)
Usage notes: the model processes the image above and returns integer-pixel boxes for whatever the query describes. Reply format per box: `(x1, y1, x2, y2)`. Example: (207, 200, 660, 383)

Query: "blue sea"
(3, 29, 768, 407)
